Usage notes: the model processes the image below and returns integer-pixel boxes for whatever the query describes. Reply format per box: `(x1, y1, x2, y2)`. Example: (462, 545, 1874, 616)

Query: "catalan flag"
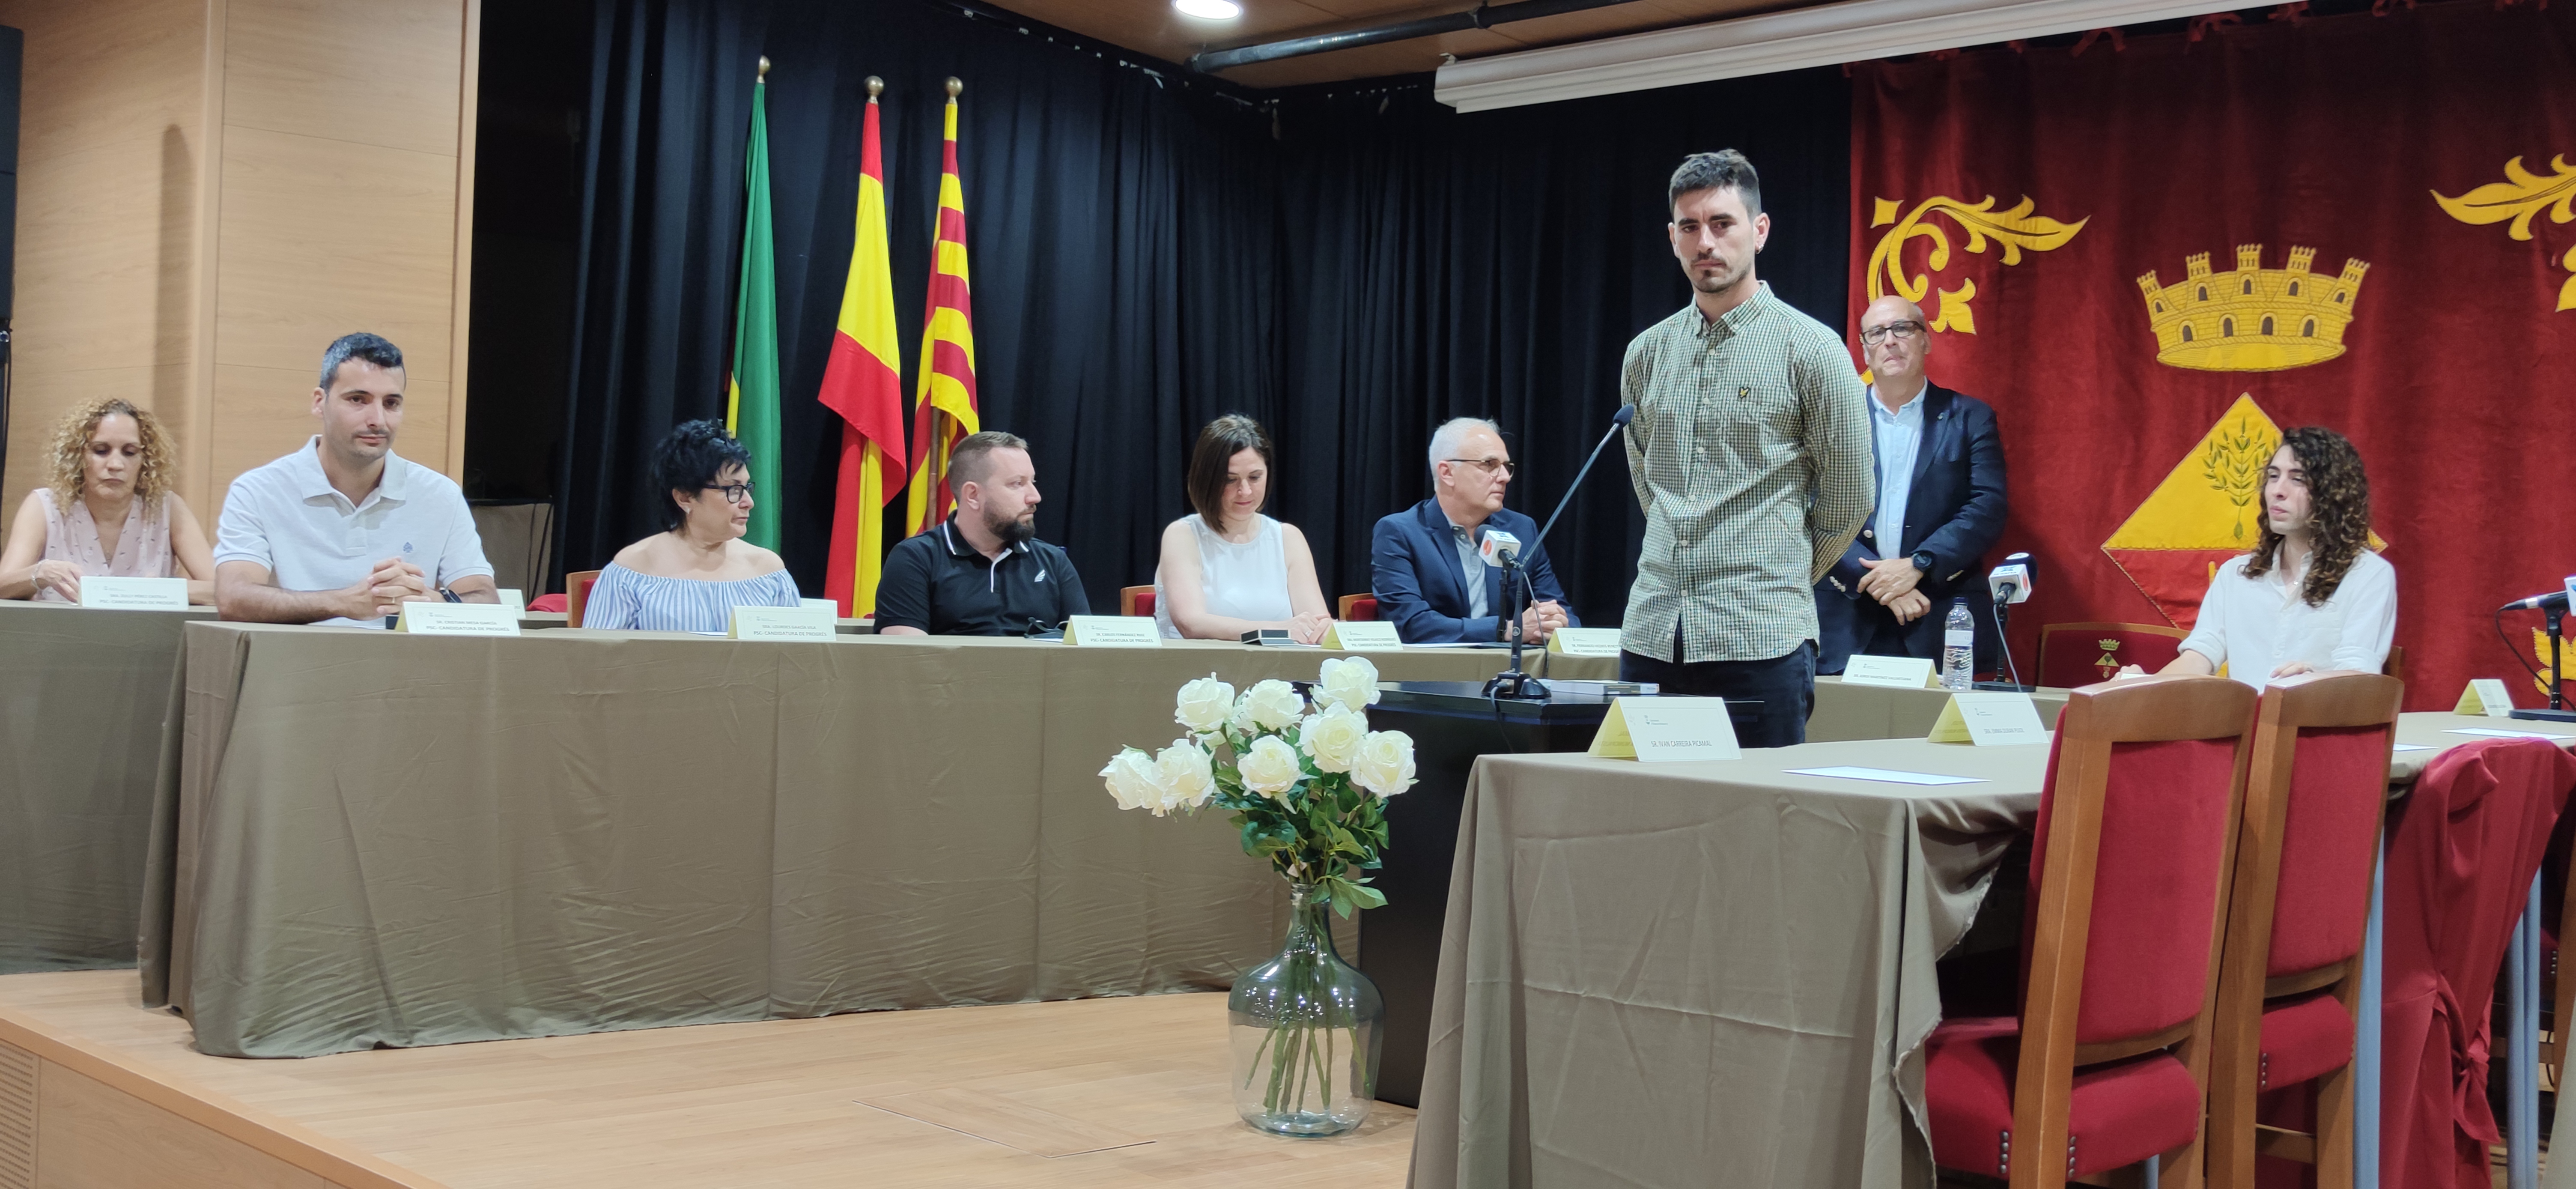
(725, 57, 782, 550)
(816, 81, 908, 616)
(904, 78, 980, 535)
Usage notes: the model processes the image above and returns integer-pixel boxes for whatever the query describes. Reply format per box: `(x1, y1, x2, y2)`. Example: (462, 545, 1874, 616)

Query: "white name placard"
(800, 597, 841, 615)
(1927, 690, 2048, 746)
(2454, 678, 2517, 718)
(1322, 621, 1405, 651)
(1063, 615, 1162, 648)
(396, 601, 522, 636)
(497, 588, 528, 615)
(78, 576, 188, 610)
(1547, 627, 1623, 657)
(730, 605, 837, 641)
(1841, 655, 1938, 689)
(1587, 696, 1742, 763)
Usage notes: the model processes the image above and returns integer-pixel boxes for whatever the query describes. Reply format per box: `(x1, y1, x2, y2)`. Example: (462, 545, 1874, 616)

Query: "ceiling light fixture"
(1175, 0, 1243, 19)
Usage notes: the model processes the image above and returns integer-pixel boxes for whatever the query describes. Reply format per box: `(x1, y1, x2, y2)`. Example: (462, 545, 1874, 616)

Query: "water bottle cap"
(1952, 596, 1967, 605)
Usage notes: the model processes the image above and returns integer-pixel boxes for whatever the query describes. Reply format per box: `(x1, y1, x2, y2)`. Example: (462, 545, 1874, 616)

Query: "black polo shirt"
(875, 517, 1091, 636)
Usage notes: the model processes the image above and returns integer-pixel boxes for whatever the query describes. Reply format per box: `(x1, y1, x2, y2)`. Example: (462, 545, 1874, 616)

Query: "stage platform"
(0, 970, 1413, 1187)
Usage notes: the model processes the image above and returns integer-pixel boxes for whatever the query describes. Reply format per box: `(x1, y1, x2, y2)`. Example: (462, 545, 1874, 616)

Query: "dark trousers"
(1619, 632, 1817, 748)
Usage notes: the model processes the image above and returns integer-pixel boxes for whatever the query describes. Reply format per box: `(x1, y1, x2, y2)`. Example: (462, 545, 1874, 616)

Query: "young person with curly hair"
(0, 397, 218, 603)
(578, 419, 800, 632)
(2142, 426, 2394, 685)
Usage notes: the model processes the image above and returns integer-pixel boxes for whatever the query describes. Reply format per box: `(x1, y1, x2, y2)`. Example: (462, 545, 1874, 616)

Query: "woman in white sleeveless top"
(1155, 415, 1330, 642)
(0, 398, 217, 603)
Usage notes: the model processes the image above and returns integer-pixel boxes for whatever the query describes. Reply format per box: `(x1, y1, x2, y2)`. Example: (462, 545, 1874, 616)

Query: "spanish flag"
(816, 80, 908, 616)
(904, 78, 980, 535)
(726, 57, 782, 550)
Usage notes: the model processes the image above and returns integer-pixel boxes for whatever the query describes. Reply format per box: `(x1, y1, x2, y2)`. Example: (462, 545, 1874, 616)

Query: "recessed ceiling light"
(1175, 0, 1242, 20)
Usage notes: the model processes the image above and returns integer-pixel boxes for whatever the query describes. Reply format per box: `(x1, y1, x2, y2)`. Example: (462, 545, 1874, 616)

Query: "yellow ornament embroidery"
(1866, 196, 2087, 334)
(2433, 155, 2576, 313)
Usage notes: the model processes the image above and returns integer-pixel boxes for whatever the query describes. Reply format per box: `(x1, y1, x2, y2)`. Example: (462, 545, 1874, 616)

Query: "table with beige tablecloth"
(1806, 675, 2070, 743)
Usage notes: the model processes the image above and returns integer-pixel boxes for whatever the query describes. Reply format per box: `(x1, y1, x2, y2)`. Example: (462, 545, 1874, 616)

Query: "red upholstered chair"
(1337, 594, 1378, 621)
(1120, 585, 1155, 618)
(1925, 675, 2258, 1188)
(2203, 673, 2404, 1189)
(564, 569, 602, 628)
(528, 593, 567, 613)
(2037, 622, 2191, 688)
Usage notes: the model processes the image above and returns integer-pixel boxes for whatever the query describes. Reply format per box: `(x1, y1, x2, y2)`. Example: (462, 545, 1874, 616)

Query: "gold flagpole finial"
(757, 56, 771, 81)
(945, 77, 963, 98)
(865, 75, 883, 98)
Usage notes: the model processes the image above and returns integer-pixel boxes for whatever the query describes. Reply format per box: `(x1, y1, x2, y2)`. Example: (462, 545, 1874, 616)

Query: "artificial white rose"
(1316, 655, 1383, 711)
(1175, 675, 1236, 735)
(1238, 734, 1307, 798)
(1100, 749, 1161, 812)
(1243, 679, 1306, 732)
(1155, 738, 1216, 812)
(1298, 702, 1369, 773)
(1351, 730, 1418, 798)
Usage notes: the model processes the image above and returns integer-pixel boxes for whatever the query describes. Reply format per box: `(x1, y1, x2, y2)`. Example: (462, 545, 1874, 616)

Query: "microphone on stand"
(2503, 576, 2576, 722)
(2501, 589, 2572, 612)
(1485, 406, 1636, 701)
(1984, 553, 2035, 691)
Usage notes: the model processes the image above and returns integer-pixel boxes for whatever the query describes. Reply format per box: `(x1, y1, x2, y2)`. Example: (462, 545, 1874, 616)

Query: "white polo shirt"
(2177, 549, 2396, 687)
(213, 438, 492, 627)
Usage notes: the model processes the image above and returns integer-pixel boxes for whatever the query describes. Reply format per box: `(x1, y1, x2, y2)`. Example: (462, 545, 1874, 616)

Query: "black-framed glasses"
(1445, 457, 1518, 478)
(1858, 320, 1926, 346)
(704, 481, 756, 505)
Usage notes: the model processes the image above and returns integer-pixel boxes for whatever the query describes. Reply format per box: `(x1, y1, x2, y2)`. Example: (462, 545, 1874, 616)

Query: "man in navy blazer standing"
(1372, 418, 1577, 644)
(1816, 296, 2009, 674)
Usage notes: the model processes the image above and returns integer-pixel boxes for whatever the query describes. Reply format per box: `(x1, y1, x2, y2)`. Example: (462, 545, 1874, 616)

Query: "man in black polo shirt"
(877, 430, 1090, 636)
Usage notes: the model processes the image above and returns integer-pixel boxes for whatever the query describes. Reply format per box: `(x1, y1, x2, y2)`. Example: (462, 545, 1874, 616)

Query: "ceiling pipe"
(1187, 0, 1653, 73)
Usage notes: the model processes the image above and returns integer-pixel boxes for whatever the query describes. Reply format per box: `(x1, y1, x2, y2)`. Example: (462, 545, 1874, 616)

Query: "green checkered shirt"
(1618, 284, 1873, 664)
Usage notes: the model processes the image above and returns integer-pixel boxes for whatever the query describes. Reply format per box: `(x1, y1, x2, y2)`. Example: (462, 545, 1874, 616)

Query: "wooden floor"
(0, 970, 1415, 1188)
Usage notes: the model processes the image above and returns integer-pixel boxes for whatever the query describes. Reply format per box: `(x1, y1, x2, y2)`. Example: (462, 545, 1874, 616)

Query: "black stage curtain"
(560, 0, 1849, 622)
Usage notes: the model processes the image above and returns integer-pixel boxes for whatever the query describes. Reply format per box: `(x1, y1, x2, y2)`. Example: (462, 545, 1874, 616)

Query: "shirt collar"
(1693, 280, 1774, 341)
(289, 437, 408, 506)
(1866, 384, 1926, 422)
(939, 515, 1026, 561)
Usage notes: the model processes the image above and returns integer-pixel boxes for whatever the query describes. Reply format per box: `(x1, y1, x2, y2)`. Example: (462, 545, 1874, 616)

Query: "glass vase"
(1228, 879, 1385, 1137)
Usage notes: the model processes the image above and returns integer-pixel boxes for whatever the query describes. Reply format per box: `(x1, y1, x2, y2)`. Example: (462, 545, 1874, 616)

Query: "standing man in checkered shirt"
(1616, 150, 1874, 747)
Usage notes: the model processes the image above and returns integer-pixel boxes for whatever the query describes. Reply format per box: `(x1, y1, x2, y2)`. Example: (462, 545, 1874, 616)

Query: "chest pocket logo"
(1036, 569, 1048, 582)
(1737, 386, 1752, 400)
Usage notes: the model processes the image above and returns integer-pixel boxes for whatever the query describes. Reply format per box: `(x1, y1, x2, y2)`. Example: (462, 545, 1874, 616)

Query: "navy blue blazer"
(1815, 382, 2009, 674)
(1371, 499, 1578, 644)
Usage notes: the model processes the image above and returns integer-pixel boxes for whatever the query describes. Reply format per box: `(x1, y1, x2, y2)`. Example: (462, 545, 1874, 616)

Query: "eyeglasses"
(1859, 320, 1926, 346)
(703, 481, 756, 505)
(1445, 457, 1518, 478)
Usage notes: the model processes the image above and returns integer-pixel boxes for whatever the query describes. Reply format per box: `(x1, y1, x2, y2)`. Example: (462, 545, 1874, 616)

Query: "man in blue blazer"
(1816, 297, 2009, 675)
(1372, 418, 1577, 644)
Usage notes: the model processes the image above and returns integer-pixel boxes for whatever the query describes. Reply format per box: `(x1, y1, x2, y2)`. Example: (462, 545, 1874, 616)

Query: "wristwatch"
(1909, 550, 1936, 574)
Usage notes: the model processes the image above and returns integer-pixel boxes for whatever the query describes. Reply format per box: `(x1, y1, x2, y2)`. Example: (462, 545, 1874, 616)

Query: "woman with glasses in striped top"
(581, 420, 800, 633)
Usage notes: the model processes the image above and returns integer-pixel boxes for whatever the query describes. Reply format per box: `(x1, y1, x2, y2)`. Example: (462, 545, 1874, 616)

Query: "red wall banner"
(1850, 1, 2576, 709)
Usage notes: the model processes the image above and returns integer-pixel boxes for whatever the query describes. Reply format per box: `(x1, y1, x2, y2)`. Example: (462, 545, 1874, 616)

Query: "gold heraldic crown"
(2135, 244, 2367, 371)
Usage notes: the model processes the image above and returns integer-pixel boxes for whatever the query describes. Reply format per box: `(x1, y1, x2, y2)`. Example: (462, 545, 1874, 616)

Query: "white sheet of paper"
(730, 605, 837, 641)
(2447, 728, 2576, 740)
(1064, 615, 1162, 647)
(1547, 627, 1623, 657)
(396, 601, 522, 636)
(2391, 744, 2435, 753)
(1786, 765, 1987, 787)
(1322, 621, 1405, 651)
(1841, 655, 1937, 689)
(78, 575, 189, 610)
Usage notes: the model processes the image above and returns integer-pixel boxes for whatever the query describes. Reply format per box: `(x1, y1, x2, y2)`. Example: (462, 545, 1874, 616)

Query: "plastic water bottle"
(1941, 597, 1974, 692)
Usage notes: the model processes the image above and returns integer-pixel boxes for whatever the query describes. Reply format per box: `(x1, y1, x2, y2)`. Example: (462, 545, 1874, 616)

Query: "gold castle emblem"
(2135, 245, 2367, 371)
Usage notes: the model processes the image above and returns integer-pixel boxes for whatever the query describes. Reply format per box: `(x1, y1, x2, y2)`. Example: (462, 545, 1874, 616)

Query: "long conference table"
(1406, 711, 2576, 1189)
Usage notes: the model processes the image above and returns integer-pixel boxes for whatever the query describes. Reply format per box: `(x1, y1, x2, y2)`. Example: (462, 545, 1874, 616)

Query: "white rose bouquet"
(1101, 657, 1416, 917)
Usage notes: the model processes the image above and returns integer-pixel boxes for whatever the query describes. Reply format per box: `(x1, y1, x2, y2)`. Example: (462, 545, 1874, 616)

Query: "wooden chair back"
(565, 569, 602, 628)
(1120, 586, 1154, 618)
(2205, 673, 2403, 1189)
(1337, 594, 1378, 621)
(2037, 622, 2190, 688)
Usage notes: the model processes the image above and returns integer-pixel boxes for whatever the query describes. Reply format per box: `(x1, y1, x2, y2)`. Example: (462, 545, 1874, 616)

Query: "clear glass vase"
(1228, 879, 1385, 1137)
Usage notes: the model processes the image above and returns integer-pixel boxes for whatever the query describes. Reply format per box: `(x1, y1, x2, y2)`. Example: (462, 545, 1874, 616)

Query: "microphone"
(2503, 586, 2574, 612)
(1988, 552, 2035, 606)
(1478, 529, 1522, 568)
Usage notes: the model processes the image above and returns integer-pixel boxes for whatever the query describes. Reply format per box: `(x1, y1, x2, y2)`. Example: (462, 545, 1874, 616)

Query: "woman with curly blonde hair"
(2140, 426, 2394, 685)
(0, 397, 217, 603)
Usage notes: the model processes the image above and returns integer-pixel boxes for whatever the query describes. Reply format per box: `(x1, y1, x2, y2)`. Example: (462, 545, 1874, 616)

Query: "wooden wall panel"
(221, 0, 462, 157)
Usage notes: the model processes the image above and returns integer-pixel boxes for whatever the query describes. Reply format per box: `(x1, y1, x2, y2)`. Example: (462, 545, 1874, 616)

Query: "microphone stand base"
(1482, 671, 1550, 700)
(2508, 708, 2576, 723)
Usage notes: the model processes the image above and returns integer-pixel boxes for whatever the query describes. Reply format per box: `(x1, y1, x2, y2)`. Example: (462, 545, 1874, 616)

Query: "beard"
(985, 505, 1037, 546)
(1689, 254, 1751, 295)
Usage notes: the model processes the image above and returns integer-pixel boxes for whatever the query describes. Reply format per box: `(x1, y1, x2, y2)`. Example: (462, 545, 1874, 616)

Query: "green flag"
(726, 60, 781, 550)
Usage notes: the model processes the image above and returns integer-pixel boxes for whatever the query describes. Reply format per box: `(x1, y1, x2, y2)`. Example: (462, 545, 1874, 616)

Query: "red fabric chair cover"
(2265, 725, 2390, 977)
(1926, 1016, 2204, 1178)
(2376, 739, 2576, 1189)
(528, 593, 567, 613)
(2037, 623, 2188, 688)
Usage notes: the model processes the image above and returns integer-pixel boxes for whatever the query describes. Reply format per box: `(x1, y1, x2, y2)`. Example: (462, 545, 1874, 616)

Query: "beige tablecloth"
(1806, 675, 2071, 744)
(0, 601, 210, 973)
(138, 625, 1617, 1058)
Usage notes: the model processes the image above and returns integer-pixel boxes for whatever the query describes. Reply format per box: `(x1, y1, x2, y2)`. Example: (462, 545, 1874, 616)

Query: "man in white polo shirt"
(214, 332, 497, 626)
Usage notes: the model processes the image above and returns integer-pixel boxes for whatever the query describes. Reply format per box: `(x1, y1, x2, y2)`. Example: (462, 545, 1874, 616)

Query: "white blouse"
(1154, 514, 1294, 639)
(2177, 550, 2396, 687)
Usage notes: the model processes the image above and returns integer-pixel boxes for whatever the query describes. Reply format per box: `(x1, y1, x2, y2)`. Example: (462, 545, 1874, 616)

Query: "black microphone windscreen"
(1612, 406, 1635, 427)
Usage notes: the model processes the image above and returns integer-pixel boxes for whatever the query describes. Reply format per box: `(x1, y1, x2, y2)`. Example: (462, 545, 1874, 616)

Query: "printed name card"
(1586, 696, 1742, 763)
(800, 597, 841, 615)
(1841, 655, 1939, 689)
(1062, 615, 1162, 648)
(729, 605, 837, 641)
(498, 588, 528, 615)
(396, 601, 522, 636)
(78, 576, 188, 610)
(1926, 690, 2048, 746)
(1547, 627, 1624, 657)
(1321, 620, 1404, 651)
(2454, 678, 2517, 718)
